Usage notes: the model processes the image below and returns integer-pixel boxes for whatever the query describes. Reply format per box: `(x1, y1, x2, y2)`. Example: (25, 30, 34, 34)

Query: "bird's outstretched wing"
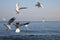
(20, 7, 27, 9)
(8, 17, 16, 24)
(20, 22, 30, 26)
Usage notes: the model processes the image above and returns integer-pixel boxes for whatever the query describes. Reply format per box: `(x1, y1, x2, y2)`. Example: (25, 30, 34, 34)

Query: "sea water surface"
(0, 21, 60, 40)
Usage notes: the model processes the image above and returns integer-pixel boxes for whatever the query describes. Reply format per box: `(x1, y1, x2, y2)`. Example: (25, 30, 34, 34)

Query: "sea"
(0, 21, 60, 40)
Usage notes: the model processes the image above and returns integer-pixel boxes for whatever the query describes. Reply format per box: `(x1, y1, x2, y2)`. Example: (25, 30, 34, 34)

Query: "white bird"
(16, 3, 27, 14)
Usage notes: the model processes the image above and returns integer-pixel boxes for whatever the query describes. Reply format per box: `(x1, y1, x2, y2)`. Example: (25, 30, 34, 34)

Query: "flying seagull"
(4, 17, 16, 29)
(16, 3, 27, 14)
(14, 22, 30, 33)
(35, 2, 43, 8)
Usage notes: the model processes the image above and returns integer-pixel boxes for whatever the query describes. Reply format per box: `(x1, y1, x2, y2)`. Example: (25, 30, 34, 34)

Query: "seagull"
(4, 17, 16, 29)
(35, 2, 43, 8)
(16, 3, 27, 14)
(14, 22, 30, 33)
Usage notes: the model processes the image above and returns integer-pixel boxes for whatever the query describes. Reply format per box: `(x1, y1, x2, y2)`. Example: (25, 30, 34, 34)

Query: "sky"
(0, 0, 60, 21)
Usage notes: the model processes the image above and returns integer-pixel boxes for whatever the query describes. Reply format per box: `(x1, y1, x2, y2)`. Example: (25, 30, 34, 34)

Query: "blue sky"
(0, 0, 60, 21)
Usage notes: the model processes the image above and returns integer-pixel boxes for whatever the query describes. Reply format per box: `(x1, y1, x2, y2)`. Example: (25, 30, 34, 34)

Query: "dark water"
(0, 21, 60, 40)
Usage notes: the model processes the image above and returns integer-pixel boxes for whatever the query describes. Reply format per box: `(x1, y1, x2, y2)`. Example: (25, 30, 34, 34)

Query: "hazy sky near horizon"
(0, 0, 60, 21)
